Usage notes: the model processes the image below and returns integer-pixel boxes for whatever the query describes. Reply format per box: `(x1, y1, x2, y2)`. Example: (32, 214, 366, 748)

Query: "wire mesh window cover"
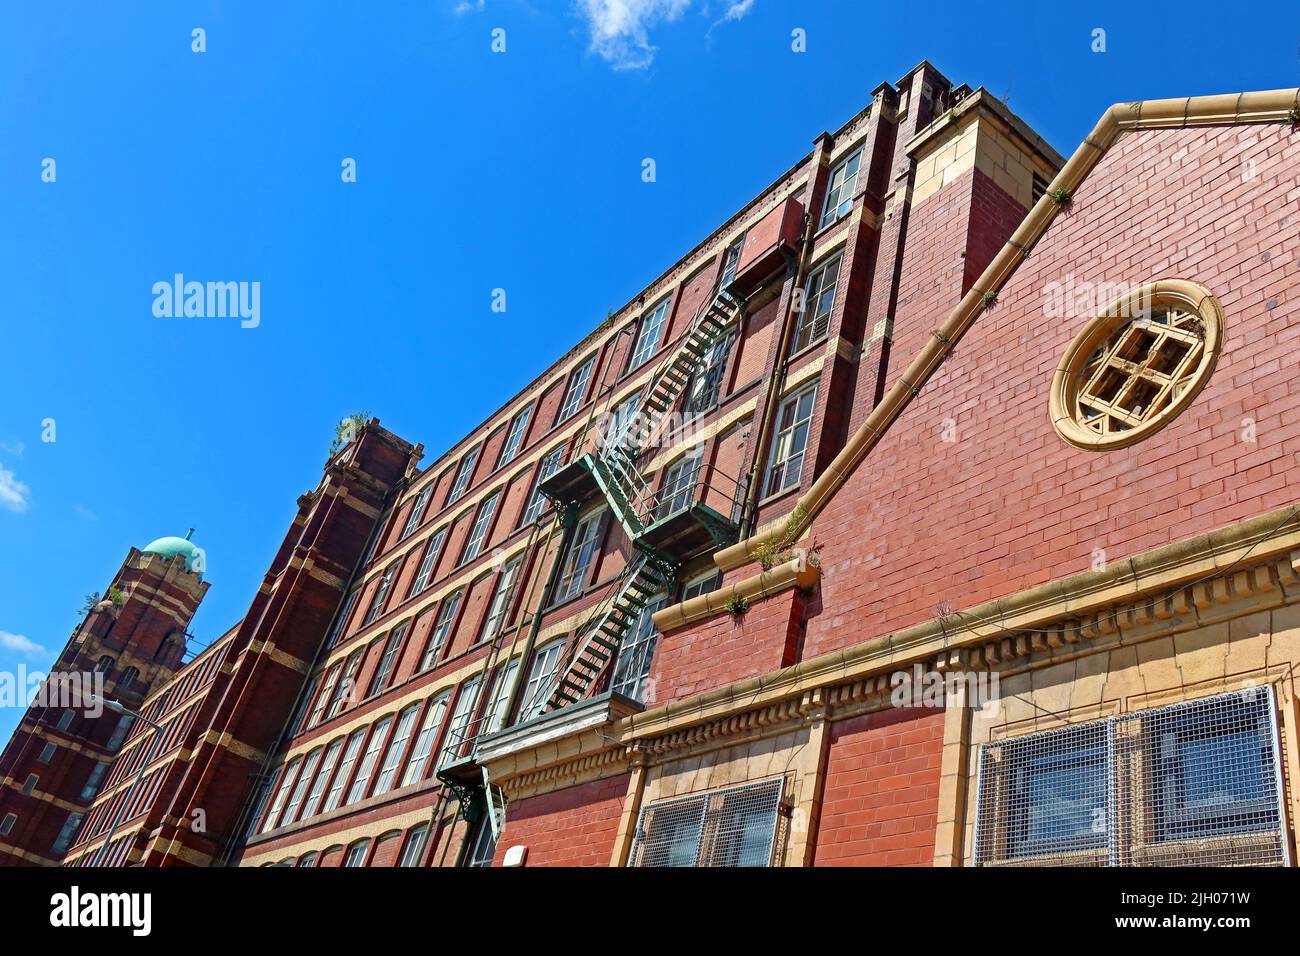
(1050, 280, 1224, 450)
(630, 778, 786, 867)
(973, 687, 1289, 867)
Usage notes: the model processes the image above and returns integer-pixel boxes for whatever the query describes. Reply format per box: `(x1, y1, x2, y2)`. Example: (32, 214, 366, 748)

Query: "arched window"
(117, 666, 139, 689)
(343, 838, 371, 868)
(95, 656, 116, 675)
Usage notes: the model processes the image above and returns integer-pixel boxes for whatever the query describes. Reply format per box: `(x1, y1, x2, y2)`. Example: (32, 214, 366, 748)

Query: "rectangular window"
(80, 762, 107, 801)
(557, 356, 595, 424)
(400, 486, 432, 541)
(401, 692, 451, 787)
(447, 446, 481, 506)
(373, 704, 421, 796)
(763, 385, 817, 498)
(308, 663, 342, 728)
(610, 594, 668, 702)
(409, 528, 447, 596)
(106, 715, 133, 750)
(38, 742, 56, 763)
(421, 591, 463, 670)
(467, 819, 498, 867)
(629, 297, 671, 370)
(438, 677, 483, 769)
(56, 710, 75, 732)
(791, 253, 841, 352)
(682, 571, 722, 601)
(483, 660, 521, 735)
(280, 747, 323, 827)
(684, 329, 735, 414)
(480, 556, 523, 643)
(52, 812, 83, 855)
(323, 729, 367, 813)
(22, 775, 38, 795)
(718, 236, 745, 291)
(655, 451, 702, 520)
(629, 777, 785, 867)
(328, 650, 365, 719)
(819, 148, 862, 228)
(522, 448, 565, 525)
(287, 671, 322, 738)
(346, 716, 394, 805)
(554, 510, 604, 603)
(260, 759, 301, 833)
(461, 491, 500, 564)
(399, 826, 429, 867)
(363, 561, 401, 626)
(519, 639, 565, 718)
(300, 737, 344, 820)
(367, 622, 409, 697)
(601, 392, 642, 450)
(0, 814, 15, 836)
(973, 687, 1288, 867)
(497, 406, 533, 468)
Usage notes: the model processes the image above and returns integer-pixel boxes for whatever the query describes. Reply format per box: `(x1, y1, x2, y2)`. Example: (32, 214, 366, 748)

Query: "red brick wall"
(494, 773, 630, 867)
(814, 707, 945, 866)
(648, 589, 804, 706)
(805, 123, 1300, 661)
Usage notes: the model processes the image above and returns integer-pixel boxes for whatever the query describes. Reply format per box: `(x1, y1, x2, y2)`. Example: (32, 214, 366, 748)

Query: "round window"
(1050, 279, 1224, 450)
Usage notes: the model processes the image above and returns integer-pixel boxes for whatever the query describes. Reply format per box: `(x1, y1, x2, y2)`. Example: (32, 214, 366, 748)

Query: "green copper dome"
(142, 530, 204, 577)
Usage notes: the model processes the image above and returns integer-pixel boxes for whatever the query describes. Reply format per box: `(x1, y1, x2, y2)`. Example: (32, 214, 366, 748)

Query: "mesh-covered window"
(974, 687, 1289, 867)
(629, 777, 785, 867)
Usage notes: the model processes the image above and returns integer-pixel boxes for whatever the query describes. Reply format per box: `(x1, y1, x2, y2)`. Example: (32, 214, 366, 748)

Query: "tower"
(0, 533, 208, 865)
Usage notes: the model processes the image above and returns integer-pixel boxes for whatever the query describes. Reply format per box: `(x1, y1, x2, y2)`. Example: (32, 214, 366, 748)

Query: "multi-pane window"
(106, 715, 133, 751)
(399, 826, 429, 867)
(483, 660, 521, 735)
(328, 650, 365, 719)
(684, 329, 735, 414)
(629, 778, 785, 867)
(497, 406, 533, 468)
(373, 704, 421, 796)
(480, 556, 523, 643)
(522, 447, 565, 525)
(260, 758, 301, 833)
(447, 446, 481, 506)
(819, 148, 862, 228)
(467, 819, 498, 867)
(421, 591, 463, 671)
(363, 561, 401, 626)
(323, 729, 367, 813)
(308, 663, 342, 728)
(791, 254, 841, 352)
(280, 747, 322, 827)
(52, 812, 83, 855)
(95, 656, 115, 675)
(682, 571, 722, 601)
(610, 594, 668, 703)
(763, 385, 817, 498)
(629, 297, 671, 370)
(326, 590, 359, 649)
(401, 692, 451, 787)
(346, 716, 393, 805)
(367, 623, 409, 697)
(557, 356, 595, 424)
(601, 392, 642, 450)
(297, 852, 319, 868)
(554, 509, 604, 603)
(655, 451, 702, 520)
(973, 687, 1288, 867)
(409, 528, 447, 596)
(461, 491, 500, 564)
(400, 486, 432, 541)
(288, 672, 322, 739)
(718, 236, 745, 291)
(56, 710, 75, 732)
(519, 639, 565, 717)
(438, 677, 483, 769)
(300, 737, 344, 820)
(344, 839, 370, 868)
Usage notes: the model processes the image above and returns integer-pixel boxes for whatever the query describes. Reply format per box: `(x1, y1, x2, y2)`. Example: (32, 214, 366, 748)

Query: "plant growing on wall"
(327, 411, 371, 463)
(724, 593, 750, 619)
(752, 504, 810, 571)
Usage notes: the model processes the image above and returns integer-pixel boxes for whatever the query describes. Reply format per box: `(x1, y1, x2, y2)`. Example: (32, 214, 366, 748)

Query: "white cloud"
(0, 465, 30, 513)
(0, 631, 48, 660)
(453, 0, 486, 13)
(575, 0, 692, 70)
(705, 0, 754, 42)
(74, 505, 98, 521)
(0, 440, 24, 458)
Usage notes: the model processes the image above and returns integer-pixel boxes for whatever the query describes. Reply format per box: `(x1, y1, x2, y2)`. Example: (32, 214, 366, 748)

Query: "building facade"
(4, 63, 1300, 868)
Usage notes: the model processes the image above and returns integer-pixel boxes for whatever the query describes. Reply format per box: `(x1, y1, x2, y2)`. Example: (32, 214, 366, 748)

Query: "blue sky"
(0, 0, 1295, 741)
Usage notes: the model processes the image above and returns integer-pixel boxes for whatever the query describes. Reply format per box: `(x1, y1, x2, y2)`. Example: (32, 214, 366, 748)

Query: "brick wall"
(493, 773, 630, 867)
(814, 707, 945, 866)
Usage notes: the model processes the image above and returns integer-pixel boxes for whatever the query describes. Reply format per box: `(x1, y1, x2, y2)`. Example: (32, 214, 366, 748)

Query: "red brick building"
(6, 64, 1300, 868)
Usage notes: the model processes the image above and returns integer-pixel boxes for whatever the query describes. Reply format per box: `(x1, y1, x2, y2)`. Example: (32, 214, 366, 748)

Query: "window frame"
(553, 508, 605, 604)
(819, 147, 862, 228)
(497, 405, 533, 469)
(791, 253, 842, 353)
(628, 296, 672, 371)
(460, 491, 501, 564)
(762, 384, 818, 499)
(556, 356, 596, 424)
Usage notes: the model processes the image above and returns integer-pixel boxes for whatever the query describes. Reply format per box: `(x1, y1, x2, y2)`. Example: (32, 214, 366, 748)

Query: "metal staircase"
(529, 289, 746, 717)
(536, 554, 674, 714)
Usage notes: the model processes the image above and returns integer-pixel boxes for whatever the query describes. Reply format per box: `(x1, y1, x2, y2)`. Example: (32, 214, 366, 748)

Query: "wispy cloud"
(74, 505, 98, 521)
(0, 440, 24, 459)
(0, 465, 30, 513)
(705, 0, 754, 43)
(0, 631, 48, 660)
(453, 0, 486, 13)
(575, 0, 692, 70)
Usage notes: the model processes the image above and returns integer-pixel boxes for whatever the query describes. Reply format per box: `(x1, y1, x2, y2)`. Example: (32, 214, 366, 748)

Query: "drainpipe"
(737, 148, 826, 537)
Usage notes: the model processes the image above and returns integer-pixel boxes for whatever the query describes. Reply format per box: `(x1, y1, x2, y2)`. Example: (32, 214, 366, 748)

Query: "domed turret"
(142, 528, 205, 577)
